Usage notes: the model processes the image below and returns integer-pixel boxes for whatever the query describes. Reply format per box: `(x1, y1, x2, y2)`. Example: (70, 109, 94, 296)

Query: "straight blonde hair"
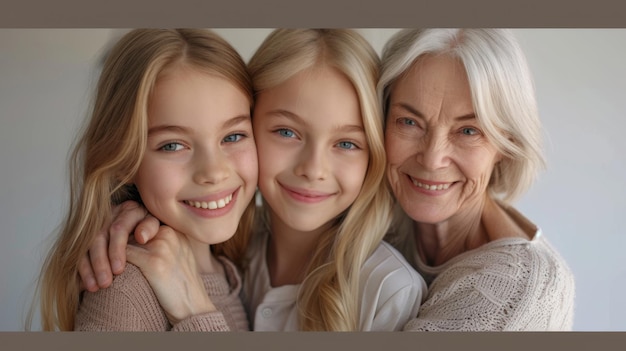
(247, 29, 392, 331)
(28, 29, 255, 331)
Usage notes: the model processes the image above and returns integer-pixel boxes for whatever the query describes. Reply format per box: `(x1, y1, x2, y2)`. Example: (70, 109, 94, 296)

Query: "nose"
(417, 131, 451, 171)
(294, 143, 329, 181)
(192, 147, 230, 184)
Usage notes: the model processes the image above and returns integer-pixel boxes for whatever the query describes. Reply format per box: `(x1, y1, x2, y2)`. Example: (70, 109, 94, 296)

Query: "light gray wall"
(1, 29, 623, 331)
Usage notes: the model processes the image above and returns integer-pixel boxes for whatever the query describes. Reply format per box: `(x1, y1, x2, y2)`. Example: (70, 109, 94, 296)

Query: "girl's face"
(134, 66, 258, 246)
(253, 66, 369, 233)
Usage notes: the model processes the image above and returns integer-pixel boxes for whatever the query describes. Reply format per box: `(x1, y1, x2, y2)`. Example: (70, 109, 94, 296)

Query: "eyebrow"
(148, 114, 251, 136)
(147, 124, 191, 136)
(264, 109, 308, 126)
(264, 109, 365, 133)
(391, 102, 476, 122)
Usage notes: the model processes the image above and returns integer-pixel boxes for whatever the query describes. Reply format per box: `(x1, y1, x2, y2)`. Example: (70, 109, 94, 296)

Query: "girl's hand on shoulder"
(126, 226, 216, 325)
(77, 200, 160, 292)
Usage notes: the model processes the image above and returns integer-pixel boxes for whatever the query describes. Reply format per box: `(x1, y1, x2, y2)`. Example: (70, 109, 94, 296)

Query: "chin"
(402, 204, 450, 224)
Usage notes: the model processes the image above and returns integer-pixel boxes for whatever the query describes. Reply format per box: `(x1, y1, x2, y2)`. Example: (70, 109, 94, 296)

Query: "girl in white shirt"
(239, 29, 425, 331)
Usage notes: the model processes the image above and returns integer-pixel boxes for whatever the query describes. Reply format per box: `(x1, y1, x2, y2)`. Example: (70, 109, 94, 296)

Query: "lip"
(182, 187, 240, 218)
(279, 182, 334, 204)
(184, 187, 239, 203)
(407, 175, 456, 196)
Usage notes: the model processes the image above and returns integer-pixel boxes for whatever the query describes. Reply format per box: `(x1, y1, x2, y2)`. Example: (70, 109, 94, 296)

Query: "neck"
(415, 195, 489, 266)
(188, 237, 224, 276)
(265, 210, 329, 287)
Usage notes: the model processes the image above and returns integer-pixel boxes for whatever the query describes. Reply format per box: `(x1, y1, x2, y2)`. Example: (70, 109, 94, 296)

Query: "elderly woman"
(379, 28, 575, 331)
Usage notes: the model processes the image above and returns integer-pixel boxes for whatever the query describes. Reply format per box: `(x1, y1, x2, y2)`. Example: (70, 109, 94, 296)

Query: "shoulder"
(358, 242, 426, 331)
(108, 263, 153, 293)
(76, 263, 168, 331)
(361, 241, 427, 301)
(78, 262, 166, 320)
(80, 263, 162, 310)
(439, 235, 575, 293)
(459, 235, 573, 284)
(424, 236, 575, 330)
(84, 263, 153, 298)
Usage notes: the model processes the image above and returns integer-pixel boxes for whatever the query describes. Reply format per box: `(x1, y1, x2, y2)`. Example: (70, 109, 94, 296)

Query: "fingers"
(134, 214, 161, 245)
(88, 229, 113, 288)
(126, 226, 186, 275)
(125, 243, 148, 270)
(77, 254, 99, 292)
(108, 200, 147, 272)
(125, 228, 216, 324)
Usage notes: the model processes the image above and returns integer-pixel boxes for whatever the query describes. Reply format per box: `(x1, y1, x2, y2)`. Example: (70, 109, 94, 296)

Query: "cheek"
(134, 161, 179, 211)
(256, 151, 286, 193)
(134, 159, 160, 191)
(340, 155, 369, 195)
(236, 148, 259, 185)
(384, 135, 412, 183)
(384, 131, 411, 166)
(458, 151, 499, 188)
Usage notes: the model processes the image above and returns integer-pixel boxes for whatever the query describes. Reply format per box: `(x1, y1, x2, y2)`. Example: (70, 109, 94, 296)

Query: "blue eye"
(402, 118, 417, 126)
(337, 141, 357, 150)
(277, 129, 296, 138)
(160, 142, 184, 151)
(461, 127, 479, 136)
(223, 133, 244, 143)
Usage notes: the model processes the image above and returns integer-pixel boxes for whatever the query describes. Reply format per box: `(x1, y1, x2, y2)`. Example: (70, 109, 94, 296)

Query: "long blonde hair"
(28, 29, 254, 331)
(247, 29, 392, 331)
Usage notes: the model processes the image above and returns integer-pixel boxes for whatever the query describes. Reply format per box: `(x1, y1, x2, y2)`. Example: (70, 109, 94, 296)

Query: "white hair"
(378, 28, 545, 202)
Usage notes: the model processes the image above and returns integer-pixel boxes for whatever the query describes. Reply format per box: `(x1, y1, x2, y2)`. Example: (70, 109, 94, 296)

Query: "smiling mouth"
(183, 193, 233, 210)
(410, 178, 452, 191)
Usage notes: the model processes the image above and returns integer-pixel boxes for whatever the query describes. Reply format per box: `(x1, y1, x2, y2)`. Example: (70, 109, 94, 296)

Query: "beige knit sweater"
(402, 207, 575, 331)
(75, 256, 249, 331)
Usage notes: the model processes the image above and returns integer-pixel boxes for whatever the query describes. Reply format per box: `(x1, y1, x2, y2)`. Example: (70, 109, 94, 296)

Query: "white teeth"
(185, 193, 233, 210)
(411, 178, 451, 191)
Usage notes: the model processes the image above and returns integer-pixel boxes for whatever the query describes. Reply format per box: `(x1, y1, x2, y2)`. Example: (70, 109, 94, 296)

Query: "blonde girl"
(76, 29, 426, 331)
(240, 29, 425, 331)
(29, 29, 258, 331)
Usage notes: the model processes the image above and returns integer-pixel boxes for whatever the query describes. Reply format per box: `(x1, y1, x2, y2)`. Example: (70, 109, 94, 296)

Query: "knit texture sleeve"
(74, 264, 170, 331)
(404, 238, 575, 331)
(171, 312, 231, 331)
(171, 256, 249, 331)
(75, 258, 249, 331)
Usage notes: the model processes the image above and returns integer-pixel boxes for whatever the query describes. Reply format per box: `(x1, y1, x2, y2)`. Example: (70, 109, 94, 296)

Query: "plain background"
(0, 29, 624, 331)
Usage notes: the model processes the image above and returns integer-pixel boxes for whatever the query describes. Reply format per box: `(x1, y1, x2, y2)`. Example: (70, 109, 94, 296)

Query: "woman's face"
(385, 55, 501, 224)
